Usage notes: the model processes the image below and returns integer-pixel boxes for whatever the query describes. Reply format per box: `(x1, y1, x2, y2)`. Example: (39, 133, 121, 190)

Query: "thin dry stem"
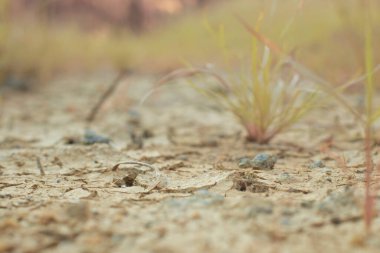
(36, 157, 45, 176)
(364, 125, 375, 233)
(86, 70, 128, 123)
(156, 68, 231, 91)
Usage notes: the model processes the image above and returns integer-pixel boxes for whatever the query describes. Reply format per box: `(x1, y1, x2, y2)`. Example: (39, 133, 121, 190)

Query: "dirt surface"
(1, 72, 380, 253)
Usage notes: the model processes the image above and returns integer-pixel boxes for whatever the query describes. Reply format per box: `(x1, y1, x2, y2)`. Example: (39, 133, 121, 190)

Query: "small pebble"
(84, 129, 111, 145)
(238, 157, 252, 168)
(250, 153, 277, 170)
(278, 172, 293, 183)
(308, 160, 325, 169)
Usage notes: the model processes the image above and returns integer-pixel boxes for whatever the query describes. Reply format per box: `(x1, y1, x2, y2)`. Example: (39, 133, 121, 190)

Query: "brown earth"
(0, 72, 380, 253)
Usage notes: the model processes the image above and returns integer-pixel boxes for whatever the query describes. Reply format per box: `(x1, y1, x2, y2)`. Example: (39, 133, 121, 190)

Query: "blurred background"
(0, 0, 379, 91)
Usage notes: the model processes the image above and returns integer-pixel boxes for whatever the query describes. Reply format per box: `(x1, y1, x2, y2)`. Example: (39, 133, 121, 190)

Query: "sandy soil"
(1, 72, 380, 253)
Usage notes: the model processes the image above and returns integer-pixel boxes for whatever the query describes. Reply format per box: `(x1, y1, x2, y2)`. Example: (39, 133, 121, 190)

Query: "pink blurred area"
(9, 0, 214, 32)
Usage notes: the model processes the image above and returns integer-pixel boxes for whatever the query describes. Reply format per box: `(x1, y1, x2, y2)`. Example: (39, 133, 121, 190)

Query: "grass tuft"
(157, 23, 319, 143)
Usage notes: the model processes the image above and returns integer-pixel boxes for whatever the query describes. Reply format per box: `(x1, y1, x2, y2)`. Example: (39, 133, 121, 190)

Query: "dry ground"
(1, 72, 380, 253)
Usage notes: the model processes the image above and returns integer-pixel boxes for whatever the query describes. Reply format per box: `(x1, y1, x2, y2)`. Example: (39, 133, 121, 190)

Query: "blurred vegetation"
(0, 0, 379, 87)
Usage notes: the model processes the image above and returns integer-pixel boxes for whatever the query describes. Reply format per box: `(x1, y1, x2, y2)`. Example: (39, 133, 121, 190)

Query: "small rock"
(278, 172, 293, 183)
(251, 153, 277, 170)
(308, 160, 325, 169)
(238, 157, 252, 168)
(83, 129, 111, 145)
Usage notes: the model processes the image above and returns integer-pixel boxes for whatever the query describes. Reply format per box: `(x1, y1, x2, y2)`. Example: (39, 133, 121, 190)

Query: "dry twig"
(36, 157, 45, 176)
(86, 70, 129, 123)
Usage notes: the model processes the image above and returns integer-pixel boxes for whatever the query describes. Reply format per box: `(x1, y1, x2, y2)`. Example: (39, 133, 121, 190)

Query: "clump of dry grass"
(156, 22, 319, 144)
